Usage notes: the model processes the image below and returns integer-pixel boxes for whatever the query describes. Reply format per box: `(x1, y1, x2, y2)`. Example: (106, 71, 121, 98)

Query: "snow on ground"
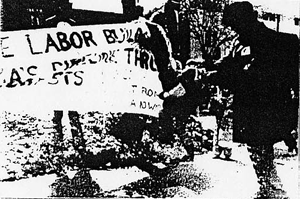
(0, 174, 57, 198)
(274, 141, 298, 199)
(196, 142, 298, 199)
(89, 166, 149, 191)
(0, 167, 149, 198)
(196, 144, 260, 199)
(0, 111, 297, 198)
(0, 143, 297, 198)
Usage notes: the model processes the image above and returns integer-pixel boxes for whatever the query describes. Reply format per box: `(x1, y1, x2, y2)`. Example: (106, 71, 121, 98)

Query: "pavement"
(105, 142, 297, 199)
(0, 142, 298, 198)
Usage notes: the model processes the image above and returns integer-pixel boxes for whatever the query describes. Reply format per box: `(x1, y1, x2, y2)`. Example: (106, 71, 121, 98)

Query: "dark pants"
(159, 97, 196, 160)
(283, 130, 298, 153)
(248, 145, 276, 179)
(247, 145, 285, 198)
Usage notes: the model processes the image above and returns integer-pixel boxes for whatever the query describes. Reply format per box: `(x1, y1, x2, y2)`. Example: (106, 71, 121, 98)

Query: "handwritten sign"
(0, 20, 163, 117)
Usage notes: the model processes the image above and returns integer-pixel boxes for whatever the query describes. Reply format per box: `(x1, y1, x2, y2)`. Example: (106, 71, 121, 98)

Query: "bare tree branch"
(181, 0, 232, 62)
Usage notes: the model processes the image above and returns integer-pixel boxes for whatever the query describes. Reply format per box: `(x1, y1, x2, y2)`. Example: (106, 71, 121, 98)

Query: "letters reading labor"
(1, 30, 98, 57)
(43, 30, 97, 53)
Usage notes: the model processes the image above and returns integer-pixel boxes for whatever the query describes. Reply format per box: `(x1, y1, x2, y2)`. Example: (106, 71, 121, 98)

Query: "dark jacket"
(213, 23, 299, 146)
(136, 21, 179, 91)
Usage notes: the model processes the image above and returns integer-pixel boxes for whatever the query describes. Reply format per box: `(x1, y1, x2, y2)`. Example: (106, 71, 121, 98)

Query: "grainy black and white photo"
(0, 0, 299, 198)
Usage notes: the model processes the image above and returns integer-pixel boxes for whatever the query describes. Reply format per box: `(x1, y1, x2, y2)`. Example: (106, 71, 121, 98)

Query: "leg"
(283, 129, 298, 155)
(176, 115, 195, 161)
(159, 109, 176, 145)
(248, 145, 286, 198)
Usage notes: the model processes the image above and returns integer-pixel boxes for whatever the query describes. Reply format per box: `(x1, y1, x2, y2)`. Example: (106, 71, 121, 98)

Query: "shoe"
(256, 176, 287, 199)
(165, 158, 180, 168)
(150, 167, 171, 177)
(182, 154, 194, 162)
(288, 146, 298, 156)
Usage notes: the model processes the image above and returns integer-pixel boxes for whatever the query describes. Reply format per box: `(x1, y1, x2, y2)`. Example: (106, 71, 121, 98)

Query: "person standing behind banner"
(137, 19, 204, 161)
(207, 1, 299, 197)
(150, 0, 181, 61)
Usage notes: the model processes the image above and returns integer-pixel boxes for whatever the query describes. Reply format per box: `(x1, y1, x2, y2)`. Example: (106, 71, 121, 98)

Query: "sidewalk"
(0, 142, 297, 198)
(196, 144, 260, 199)
(0, 167, 149, 198)
(194, 142, 297, 199)
(109, 142, 297, 198)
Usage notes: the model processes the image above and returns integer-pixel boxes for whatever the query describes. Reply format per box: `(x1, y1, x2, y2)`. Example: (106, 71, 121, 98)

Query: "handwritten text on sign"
(0, 21, 163, 117)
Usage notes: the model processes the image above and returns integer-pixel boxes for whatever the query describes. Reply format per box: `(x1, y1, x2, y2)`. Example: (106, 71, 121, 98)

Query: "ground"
(0, 141, 297, 198)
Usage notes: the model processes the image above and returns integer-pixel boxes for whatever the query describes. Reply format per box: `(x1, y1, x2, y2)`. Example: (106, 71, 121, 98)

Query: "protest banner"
(0, 20, 163, 117)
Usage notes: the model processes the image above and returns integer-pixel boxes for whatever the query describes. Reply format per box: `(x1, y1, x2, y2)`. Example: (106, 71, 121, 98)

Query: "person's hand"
(158, 91, 170, 100)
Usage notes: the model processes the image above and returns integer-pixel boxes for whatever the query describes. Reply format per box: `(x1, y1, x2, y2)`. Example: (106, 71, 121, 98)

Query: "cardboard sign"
(0, 20, 163, 117)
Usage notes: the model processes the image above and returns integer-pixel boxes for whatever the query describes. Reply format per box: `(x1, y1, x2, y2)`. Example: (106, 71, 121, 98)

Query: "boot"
(249, 145, 287, 199)
(182, 138, 195, 162)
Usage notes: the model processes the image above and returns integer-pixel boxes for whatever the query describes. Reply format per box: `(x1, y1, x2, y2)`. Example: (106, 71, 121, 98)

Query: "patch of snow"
(0, 174, 57, 198)
(90, 166, 149, 191)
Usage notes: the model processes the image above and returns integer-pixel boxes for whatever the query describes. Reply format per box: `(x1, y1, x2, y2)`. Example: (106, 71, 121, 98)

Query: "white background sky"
(70, 0, 168, 14)
(70, 0, 299, 17)
(136, 0, 168, 14)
